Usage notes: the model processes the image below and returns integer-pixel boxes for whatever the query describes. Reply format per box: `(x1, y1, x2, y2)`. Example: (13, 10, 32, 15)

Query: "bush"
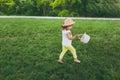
(49, 9, 59, 16)
(58, 9, 70, 17)
(0, 12, 5, 15)
(71, 12, 79, 17)
(86, 1, 120, 17)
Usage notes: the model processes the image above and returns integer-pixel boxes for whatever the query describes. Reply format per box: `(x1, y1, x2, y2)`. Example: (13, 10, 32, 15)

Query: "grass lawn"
(0, 18, 120, 80)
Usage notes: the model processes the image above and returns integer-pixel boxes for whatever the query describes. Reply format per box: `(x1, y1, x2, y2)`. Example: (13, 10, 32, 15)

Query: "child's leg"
(67, 46, 80, 63)
(59, 46, 68, 60)
(67, 46, 77, 59)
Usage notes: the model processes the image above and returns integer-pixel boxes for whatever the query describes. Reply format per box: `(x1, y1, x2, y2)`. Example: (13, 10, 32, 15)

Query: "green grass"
(0, 18, 120, 80)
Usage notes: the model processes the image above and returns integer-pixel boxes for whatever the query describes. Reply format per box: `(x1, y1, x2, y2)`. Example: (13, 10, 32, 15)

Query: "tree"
(50, 0, 81, 16)
(86, 0, 120, 17)
(0, 0, 15, 14)
(81, 0, 88, 16)
(0, 0, 14, 11)
(0, 0, 120, 17)
(37, 0, 53, 16)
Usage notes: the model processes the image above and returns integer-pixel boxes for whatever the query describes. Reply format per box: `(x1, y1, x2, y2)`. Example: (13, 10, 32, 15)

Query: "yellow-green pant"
(59, 45, 77, 59)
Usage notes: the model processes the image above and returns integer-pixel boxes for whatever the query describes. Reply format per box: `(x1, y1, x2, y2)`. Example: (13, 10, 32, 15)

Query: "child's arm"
(66, 32, 80, 40)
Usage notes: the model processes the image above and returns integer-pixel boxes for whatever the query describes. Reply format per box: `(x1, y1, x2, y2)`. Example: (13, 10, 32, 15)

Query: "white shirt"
(62, 30, 72, 46)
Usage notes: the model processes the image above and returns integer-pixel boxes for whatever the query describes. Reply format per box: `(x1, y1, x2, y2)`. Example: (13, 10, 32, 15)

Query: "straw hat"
(62, 18, 75, 26)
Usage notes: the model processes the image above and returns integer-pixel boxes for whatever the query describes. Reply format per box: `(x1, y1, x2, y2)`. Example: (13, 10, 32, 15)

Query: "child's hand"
(75, 34, 80, 38)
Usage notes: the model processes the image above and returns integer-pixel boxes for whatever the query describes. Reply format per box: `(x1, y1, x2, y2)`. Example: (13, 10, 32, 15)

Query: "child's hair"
(61, 18, 68, 29)
(61, 25, 68, 29)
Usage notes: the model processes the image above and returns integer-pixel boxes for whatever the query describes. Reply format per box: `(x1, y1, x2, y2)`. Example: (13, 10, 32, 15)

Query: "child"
(58, 18, 81, 63)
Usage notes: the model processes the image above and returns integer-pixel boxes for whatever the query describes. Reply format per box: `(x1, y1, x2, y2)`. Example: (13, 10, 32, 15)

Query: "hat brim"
(62, 22, 75, 26)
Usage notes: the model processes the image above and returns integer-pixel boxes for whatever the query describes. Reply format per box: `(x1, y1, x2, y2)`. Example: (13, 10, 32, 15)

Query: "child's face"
(66, 24, 73, 30)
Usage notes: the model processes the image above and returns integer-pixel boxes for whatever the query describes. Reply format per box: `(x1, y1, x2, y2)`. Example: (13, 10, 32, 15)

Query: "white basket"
(80, 32, 90, 43)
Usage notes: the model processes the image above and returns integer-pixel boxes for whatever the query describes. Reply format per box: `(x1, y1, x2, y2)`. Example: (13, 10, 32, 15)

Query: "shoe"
(58, 59, 64, 64)
(74, 59, 80, 63)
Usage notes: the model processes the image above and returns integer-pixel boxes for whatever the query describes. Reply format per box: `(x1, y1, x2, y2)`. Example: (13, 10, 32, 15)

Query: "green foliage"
(48, 9, 59, 16)
(50, 0, 66, 8)
(87, 0, 120, 17)
(58, 9, 70, 17)
(0, 19, 120, 80)
(0, 11, 4, 15)
(0, 0, 15, 15)
(0, 0, 120, 17)
(37, 0, 53, 16)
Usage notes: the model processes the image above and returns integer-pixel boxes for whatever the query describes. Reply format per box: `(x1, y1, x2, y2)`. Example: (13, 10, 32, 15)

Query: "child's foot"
(58, 59, 64, 64)
(74, 59, 80, 63)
